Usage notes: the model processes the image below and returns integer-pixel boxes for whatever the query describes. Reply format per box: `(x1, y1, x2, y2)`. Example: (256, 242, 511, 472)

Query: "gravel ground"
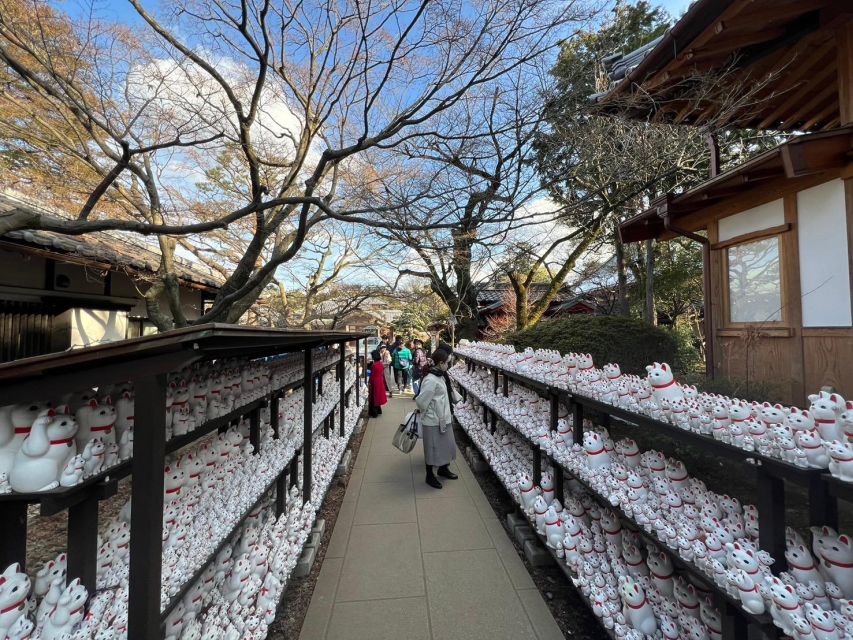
(453, 423, 609, 640)
(266, 412, 369, 639)
(26, 477, 132, 571)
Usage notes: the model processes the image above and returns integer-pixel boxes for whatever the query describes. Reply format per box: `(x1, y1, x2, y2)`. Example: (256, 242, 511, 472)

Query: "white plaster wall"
(797, 179, 852, 327)
(718, 199, 785, 242)
(53, 308, 129, 349)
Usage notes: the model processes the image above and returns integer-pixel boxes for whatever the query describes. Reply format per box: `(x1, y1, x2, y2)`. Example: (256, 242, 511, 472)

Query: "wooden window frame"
(720, 229, 791, 329)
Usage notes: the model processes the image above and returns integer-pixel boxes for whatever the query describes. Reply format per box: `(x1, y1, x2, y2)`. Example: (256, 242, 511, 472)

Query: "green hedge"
(510, 316, 693, 376)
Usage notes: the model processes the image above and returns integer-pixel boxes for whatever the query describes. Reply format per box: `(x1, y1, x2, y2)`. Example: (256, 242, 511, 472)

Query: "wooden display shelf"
(454, 415, 617, 640)
(453, 374, 781, 640)
(0, 364, 340, 514)
(158, 452, 297, 625)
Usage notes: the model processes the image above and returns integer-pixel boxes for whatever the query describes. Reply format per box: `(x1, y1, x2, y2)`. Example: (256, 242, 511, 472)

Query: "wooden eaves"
(619, 125, 853, 244)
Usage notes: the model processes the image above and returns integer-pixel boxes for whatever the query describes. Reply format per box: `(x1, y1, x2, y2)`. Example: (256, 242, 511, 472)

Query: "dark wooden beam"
(758, 56, 837, 129)
(779, 81, 838, 130)
(737, 0, 830, 27)
(801, 100, 839, 130)
(839, 18, 853, 125)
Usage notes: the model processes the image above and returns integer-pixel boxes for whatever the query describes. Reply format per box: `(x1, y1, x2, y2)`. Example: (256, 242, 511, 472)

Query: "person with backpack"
(393, 340, 413, 392)
(411, 339, 429, 396)
(379, 343, 394, 398)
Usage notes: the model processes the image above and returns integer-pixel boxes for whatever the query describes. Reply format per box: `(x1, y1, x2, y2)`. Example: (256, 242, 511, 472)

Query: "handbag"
(392, 411, 420, 454)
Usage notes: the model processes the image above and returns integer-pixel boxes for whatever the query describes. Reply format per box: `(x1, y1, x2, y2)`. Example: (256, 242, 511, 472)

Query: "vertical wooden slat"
(782, 195, 805, 405)
(838, 18, 853, 126)
(0, 303, 57, 362)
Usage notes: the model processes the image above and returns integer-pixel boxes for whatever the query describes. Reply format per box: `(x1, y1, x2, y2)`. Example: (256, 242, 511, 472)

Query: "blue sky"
(63, 0, 696, 25)
(657, 0, 693, 19)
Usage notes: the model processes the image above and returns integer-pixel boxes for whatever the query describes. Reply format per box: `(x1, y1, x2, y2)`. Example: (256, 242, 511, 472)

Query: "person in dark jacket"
(411, 339, 428, 396)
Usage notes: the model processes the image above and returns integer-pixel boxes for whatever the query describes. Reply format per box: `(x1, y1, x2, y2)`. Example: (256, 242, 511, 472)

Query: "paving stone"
(302, 396, 562, 640)
(312, 518, 326, 536)
(325, 499, 355, 558)
(507, 512, 527, 531)
(335, 450, 352, 476)
(484, 518, 536, 590)
(354, 480, 416, 525)
(293, 544, 317, 578)
(336, 523, 424, 601)
(517, 588, 565, 640)
(523, 539, 552, 568)
(326, 597, 430, 640)
(417, 496, 492, 553)
(423, 549, 537, 640)
(298, 557, 343, 640)
(304, 531, 322, 549)
(515, 524, 535, 547)
(364, 453, 414, 484)
(343, 466, 364, 503)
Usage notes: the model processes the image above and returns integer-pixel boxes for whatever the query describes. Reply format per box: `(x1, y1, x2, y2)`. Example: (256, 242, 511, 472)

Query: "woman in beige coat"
(415, 349, 461, 489)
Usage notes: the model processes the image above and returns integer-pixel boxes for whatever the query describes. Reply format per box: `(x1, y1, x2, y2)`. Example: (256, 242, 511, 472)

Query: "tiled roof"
(0, 193, 223, 290)
(601, 34, 665, 84)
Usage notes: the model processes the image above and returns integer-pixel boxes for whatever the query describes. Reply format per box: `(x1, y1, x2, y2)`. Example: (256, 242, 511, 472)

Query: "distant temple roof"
(0, 193, 223, 291)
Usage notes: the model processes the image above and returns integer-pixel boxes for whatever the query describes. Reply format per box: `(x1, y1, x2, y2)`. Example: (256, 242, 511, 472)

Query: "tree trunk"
(450, 226, 480, 339)
(614, 228, 629, 316)
(644, 238, 657, 326)
(515, 283, 529, 331)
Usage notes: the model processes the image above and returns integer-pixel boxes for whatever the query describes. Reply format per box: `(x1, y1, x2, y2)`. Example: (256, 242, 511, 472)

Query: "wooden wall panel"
(803, 329, 853, 398)
(717, 334, 796, 403)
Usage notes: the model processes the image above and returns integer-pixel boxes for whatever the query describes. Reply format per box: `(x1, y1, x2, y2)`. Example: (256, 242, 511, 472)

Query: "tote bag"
(392, 411, 420, 454)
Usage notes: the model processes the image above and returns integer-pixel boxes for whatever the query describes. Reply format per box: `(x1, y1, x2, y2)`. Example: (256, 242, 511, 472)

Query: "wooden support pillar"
(572, 401, 584, 445)
(339, 343, 346, 437)
(249, 406, 261, 454)
(67, 493, 99, 594)
(275, 468, 287, 517)
(719, 601, 748, 640)
(128, 374, 166, 640)
(355, 341, 361, 405)
(532, 445, 542, 486)
(810, 473, 838, 530)
(549, 394, 564, 499)
(289, 452, 300, 489)
(0, 502, 27, 571)
(757, 467, 787, 574)
(270, 394, 280, 439)
(303, 349, 313, 503)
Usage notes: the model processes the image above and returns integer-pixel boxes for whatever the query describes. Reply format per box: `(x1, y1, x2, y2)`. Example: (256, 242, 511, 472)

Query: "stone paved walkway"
(300, 394, 564, 640)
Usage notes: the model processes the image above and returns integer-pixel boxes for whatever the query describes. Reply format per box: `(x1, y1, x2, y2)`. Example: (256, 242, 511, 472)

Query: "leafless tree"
(264, 221, 397, 328)
(366, 64, 580, 338)
(0, 0, 593, 328)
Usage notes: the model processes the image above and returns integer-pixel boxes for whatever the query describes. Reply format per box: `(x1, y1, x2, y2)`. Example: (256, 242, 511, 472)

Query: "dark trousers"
(397, 368, 410, 388)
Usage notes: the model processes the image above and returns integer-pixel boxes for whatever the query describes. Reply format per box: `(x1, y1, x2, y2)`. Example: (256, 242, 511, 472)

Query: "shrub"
(510, 315, 694, 376)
